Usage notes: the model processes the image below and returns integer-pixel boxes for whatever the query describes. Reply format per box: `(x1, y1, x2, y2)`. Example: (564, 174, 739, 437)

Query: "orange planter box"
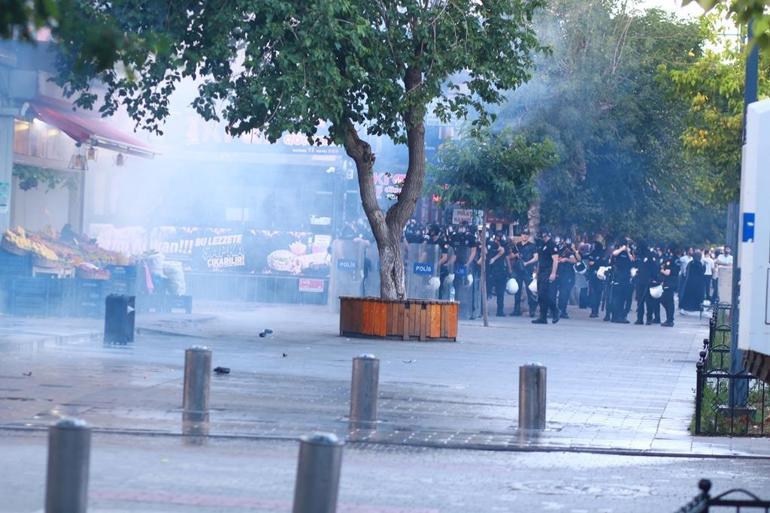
(339, 297, 458, 342)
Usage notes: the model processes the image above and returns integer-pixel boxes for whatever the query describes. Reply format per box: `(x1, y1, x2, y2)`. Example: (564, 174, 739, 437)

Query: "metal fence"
(693, 305, 770, 436)
(676, 479, 770, 513)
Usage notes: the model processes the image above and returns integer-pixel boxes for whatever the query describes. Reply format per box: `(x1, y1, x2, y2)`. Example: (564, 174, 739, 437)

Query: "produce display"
(1, 226, 131, 275)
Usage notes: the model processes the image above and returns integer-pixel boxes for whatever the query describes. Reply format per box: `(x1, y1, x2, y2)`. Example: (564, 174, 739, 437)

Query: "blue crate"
(0, 252, 32, 277)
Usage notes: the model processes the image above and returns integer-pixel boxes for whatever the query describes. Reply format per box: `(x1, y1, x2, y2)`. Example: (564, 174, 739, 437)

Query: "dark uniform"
(610, 244, 633, 323)
(556, 242, 577, 319)
(452, 227, 477, 319)
(427, 227, 451, 300)
(515, 238, 538, 316)
(487, 237, 508, 316)
(533, 237, 560, 323)
(660, 252, 680, 326)
(586, 242, 606, 318)
(634, 247, 661, 325)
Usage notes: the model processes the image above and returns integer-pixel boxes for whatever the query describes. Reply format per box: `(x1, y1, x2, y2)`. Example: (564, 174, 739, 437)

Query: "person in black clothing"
(633, 242, 660, 325)
(487, 232, 508, 316)
(427, 225, 452, 300)
(532, 230, 560, 324)
(514, 229, 538, 317)
(556, 238, 578, 319)
(659, 248, 680, 326)
(452, 222, 477, 318)
(610, 238, 634, 323)
(586, 239, 606, 318)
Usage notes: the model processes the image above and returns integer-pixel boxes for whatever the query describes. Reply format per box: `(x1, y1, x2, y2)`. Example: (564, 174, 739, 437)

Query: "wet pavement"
(1, 303, 768, 458)
(2, 431, 770, 513)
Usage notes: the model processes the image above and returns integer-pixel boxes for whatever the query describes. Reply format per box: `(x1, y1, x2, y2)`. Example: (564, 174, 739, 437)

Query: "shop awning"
(29, 97, 156, 158)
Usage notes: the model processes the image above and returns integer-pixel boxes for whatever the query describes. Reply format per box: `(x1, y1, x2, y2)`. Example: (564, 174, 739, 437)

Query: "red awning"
(30, 98, 155, 158)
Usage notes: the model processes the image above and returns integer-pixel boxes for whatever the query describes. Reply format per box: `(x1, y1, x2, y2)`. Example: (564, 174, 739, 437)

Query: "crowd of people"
(405, 221, 733, 327)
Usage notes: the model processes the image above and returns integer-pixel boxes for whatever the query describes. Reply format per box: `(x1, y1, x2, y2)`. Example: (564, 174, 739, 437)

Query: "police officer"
(427, 224, 452, 299)
(633, 242, 660, 325)
(586, 239, 606, 318)
(532, 230, 560, 324)
(452, 222, 477, 318)
(610, 237, 634, 323)
(556, 237, 578, 319)
(659, 247, 680, 327)
(487, 232, 508, 317)
(514, 229, 538, 317)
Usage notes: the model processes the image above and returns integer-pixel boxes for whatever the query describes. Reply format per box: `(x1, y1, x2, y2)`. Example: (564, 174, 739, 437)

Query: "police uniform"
(515, 238, 538, 316)
(556, 242, 577, 319)
(487, 237, 508, 316)
(533, 236, 560, 323)
(610, 245, 633, 323)
(634, 247, 660, 325)
(452, 228, 477, 318)
(660, 252, 680, 326)
(585, 243, 605, 318)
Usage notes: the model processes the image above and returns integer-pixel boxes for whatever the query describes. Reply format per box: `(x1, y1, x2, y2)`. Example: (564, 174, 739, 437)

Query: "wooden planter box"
(339, 296, 458, 341)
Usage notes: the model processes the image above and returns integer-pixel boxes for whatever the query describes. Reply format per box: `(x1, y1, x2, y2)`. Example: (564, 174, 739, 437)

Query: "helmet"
(466, 274, 474, 286)
(574, 261, 587, 274)
(649, 284, 663, 299)
(506, 278, 519, 295)
(528, 278, 538, 294)
(597, 266, 610, 280)
(428, 277, 441, 290)
(446, 273, 455, 284)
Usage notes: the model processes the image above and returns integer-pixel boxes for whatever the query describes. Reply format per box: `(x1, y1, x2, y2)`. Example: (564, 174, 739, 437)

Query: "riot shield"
(328, 239, 367, 312)
(453, 247, 474, 317)
(362, 245, 381, 297)
(406, 243, 440, 300)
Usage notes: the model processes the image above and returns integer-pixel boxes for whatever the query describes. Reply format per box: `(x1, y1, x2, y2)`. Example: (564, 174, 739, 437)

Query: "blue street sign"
(742, 212, 755, 243)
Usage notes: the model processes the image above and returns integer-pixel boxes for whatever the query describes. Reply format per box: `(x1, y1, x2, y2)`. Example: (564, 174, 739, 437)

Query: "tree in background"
(49, 0, 546, 300)
(665, 10, 770, 205)
(493, 0, 724, 245)
(431, 129, 557, 325)
(684, 0, 770, 49)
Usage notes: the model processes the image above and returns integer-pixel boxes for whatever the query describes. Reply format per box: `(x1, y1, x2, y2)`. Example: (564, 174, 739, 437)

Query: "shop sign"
(298, 278, 325, 293)
(337, 259, 357, 272)
(413, 262, 433, 276)
(451, 208, 483, 226)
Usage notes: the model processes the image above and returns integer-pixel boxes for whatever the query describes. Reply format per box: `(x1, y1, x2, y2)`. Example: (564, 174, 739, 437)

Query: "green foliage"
(684, 0, 770, 50)
(431, 129, 557, 215)
(665, 11, 770, 205)
(52, 0, 546, 143)
(0, 0, 58, 40)
(13, 164, 77, 191)
(494, 1, 724, 245)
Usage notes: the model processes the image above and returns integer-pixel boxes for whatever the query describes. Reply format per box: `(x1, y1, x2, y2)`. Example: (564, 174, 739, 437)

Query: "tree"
(51, 0, 546, 300)
(665, 12, 770, 205)
(493, 1, 724, 245)
(1, 0, 58, 40)
(431, 128, 557, 325)
(684, 0, 770, 50)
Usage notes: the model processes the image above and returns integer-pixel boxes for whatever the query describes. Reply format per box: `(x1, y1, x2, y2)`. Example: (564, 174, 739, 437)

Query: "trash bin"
(104, 294, 135, 343)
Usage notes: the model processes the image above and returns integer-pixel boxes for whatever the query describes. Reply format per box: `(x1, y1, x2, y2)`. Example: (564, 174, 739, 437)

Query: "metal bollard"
(292, 432, 344, 513)
(349, 354, 379, 425)
(183, 346, 212, 422)
(518, 363, 547, 430)
(45, 418, 91, 513)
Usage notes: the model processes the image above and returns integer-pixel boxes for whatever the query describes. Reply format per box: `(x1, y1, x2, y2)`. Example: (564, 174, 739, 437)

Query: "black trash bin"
(104, 294, 135, 343)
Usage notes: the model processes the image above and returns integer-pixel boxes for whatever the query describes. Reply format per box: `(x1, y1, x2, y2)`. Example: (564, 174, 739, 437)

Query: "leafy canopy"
(53, 0, 546, 144)
(431, 129, 557, 215)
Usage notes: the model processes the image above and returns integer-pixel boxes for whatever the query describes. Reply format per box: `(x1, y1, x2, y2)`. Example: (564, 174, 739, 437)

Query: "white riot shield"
(328, 239, 367, 312)
(406, 243, 440, 300)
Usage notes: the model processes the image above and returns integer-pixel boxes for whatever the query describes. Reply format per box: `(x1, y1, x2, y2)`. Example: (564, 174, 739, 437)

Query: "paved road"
(3, 431, 770, 513)
(0, 303, 754, 455)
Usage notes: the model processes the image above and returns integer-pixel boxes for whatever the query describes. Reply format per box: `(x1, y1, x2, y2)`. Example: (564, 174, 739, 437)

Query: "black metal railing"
(676, 479, 770, 513)
(693, 305, 770, 436)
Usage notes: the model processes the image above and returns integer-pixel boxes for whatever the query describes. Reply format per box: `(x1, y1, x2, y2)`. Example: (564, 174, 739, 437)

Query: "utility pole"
(730, 21, 759, 406)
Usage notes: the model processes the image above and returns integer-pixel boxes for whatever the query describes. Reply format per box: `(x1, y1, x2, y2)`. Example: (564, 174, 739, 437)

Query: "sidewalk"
(1, 302, 768, 459)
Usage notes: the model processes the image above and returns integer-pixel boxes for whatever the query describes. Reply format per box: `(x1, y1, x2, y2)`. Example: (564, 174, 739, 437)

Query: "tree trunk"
(480, 211, 489, 327)
(341, 87, 426, 300)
